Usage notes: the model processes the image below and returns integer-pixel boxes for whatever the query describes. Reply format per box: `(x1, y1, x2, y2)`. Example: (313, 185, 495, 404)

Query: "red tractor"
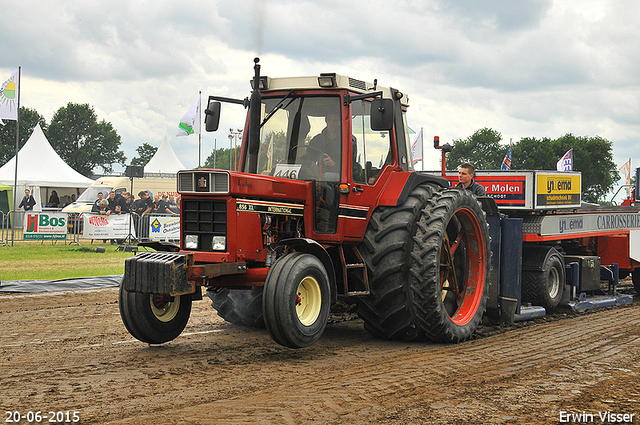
(119, 58, 493, 348)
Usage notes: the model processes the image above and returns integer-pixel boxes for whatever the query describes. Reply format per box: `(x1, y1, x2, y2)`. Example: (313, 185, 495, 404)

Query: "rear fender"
(378, 172, 449, 207)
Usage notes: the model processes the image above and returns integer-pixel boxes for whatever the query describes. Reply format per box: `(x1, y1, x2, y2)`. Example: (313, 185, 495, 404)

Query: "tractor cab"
(204, 59, 414, 237)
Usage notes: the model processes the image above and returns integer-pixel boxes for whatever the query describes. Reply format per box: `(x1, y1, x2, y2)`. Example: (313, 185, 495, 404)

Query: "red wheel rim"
(439, 207, 486, 326)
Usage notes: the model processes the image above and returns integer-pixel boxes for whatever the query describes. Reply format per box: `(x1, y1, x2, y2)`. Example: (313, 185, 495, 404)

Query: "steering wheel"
(290, 145, 325, 180)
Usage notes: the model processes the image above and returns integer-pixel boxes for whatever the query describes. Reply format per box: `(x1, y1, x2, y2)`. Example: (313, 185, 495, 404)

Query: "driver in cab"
(308, 113, 341, 181)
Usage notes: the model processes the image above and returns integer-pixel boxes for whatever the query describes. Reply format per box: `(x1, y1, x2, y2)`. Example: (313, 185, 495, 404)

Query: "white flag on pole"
(411, 128, 423, 165)
(0, 68, 19, 124)
(556, 149, 573, 171)
(619, 159, 631, 185)
(177, 94, 201, 136)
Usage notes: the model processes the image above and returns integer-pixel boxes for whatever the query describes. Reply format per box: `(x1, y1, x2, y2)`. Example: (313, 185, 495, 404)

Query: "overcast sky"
(2, 0, 639, 200)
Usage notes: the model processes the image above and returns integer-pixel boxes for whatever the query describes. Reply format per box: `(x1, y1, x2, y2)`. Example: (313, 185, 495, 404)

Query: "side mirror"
(204, 101, 221, 132)
(370, 98, 394, 131)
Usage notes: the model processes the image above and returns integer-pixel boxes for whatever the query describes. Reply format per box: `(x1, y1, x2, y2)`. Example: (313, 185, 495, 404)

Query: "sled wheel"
(262, 252, 331, 348)
(206, 287, 265, 328)
(522, 247, 565, 310)
(119, 283, 192, 344)
(413, 189, 490, 342)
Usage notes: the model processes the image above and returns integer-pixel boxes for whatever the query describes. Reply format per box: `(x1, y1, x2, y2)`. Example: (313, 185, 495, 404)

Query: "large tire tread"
(263, 252, 331, 348)
(411, 190, 490, 343)
(632, 270, 640, 294)
(521, 247, 564, 310)
(357, 185, 490, 343)
(356, 183, 439, 341)
(206, 287, 265, 328)
(119, 283, 192, 344)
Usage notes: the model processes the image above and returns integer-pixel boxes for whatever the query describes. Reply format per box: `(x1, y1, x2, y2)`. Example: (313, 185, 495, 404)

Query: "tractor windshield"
(248, 96, 342, 182)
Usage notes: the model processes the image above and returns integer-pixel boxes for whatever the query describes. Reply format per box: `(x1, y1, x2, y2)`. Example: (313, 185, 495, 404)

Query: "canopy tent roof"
(143, 136, 186, 176)
(0, 124, 94, 187)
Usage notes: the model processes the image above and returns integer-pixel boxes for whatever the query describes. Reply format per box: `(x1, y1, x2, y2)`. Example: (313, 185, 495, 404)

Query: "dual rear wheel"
(357, 184, 491, 343)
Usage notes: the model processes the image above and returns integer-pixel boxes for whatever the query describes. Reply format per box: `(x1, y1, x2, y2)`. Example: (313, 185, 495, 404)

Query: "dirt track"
(1, 285, 639, 424)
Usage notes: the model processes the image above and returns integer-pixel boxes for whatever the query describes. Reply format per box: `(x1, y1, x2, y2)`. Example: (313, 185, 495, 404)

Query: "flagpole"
(12, 66, 21, 215)
(10, 67, 20, 245)
(198, 90, 202, 168)
(628, 157, 632, 199)
(420, 127, 424, 172)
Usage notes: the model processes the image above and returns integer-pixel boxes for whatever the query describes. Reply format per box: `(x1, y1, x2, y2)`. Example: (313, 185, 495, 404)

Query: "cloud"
(1, 0, 638, 200)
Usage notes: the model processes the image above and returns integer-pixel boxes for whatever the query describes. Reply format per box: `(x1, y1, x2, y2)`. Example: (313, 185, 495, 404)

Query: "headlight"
(212, 236, 226, 251)
(185, 235, 198, 249)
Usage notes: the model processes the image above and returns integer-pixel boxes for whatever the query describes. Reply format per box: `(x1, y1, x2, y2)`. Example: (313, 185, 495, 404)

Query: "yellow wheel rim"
(295, 276, 322, 326)
(150, 294, 181, 323)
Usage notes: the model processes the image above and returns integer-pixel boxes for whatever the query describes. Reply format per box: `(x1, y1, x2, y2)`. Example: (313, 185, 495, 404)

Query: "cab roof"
(259, 73, 409, 107)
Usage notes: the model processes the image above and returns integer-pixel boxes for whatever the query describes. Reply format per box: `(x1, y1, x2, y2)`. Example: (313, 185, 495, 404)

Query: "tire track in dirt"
(2, 289, 639, 424)
(107, 305, 640, 424)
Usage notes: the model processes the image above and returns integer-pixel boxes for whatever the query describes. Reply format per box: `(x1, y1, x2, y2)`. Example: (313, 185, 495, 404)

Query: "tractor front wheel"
(262, 252, 331, 348)
(119, 283, 192, 344)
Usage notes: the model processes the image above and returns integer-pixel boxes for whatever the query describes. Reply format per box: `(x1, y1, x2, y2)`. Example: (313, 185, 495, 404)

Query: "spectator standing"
(132, 191, 153, 240)
(122, 192, 134, 212)
(19, 189, 37, 211)
(152, 195, 161, 213)
(156, 194, 174, 215)
(166, 195, 179, 215)
(107, 191, 128, 214)
(92, 198, 110, 215)
(133, 191, 153, 216)
(92, 192, 106, 212)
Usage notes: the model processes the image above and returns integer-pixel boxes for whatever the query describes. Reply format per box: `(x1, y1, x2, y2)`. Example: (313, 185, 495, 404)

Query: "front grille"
(178, 171, 230, 194)
(182, 199, 227, 251)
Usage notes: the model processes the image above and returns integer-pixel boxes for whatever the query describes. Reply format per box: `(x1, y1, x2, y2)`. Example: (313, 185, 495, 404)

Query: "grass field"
(0, 240, 138, 281)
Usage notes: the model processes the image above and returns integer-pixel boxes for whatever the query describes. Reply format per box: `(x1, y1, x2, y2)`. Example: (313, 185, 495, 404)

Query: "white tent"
(0, 124, 94, 210)
(143, 136, 186, 177)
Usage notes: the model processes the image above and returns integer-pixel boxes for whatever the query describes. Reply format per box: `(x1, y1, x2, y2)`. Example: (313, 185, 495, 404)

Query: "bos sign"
(23, 213, 68, 240)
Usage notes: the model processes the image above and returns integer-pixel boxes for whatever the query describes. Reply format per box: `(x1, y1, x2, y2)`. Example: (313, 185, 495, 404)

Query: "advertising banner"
(83, 214, 135, 240)
(535, 173, 581, 207)
(148, 216, 180, 240)
(23, 212, 68, 240)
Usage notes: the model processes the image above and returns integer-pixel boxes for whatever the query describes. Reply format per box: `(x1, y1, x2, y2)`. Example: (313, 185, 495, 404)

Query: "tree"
(0, 107, 47, 167)
(510, 136, 555, 170)
(47, 103, 126, 178)
(448, 128, 619, 202)
(130, 143, 158, 166)
(203, 147, 239, 170)
(447, 128, 504, 171)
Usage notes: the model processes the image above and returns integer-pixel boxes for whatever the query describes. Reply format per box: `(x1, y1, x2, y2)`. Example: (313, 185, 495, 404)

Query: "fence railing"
(0, 210, 180, 247)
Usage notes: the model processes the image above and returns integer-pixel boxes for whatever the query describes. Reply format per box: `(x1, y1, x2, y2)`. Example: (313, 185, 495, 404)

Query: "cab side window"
(351, 100, 392, 185)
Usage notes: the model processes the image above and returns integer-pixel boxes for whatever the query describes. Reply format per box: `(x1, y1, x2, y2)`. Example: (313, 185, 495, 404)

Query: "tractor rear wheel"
(412, 189, 491, 342)
(357, 184, 489, 343)
(262, 252, 331, 348)
(356, 183, 439, 341)
(206, 287, 265, 328)
(119, 283, 192, 344)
